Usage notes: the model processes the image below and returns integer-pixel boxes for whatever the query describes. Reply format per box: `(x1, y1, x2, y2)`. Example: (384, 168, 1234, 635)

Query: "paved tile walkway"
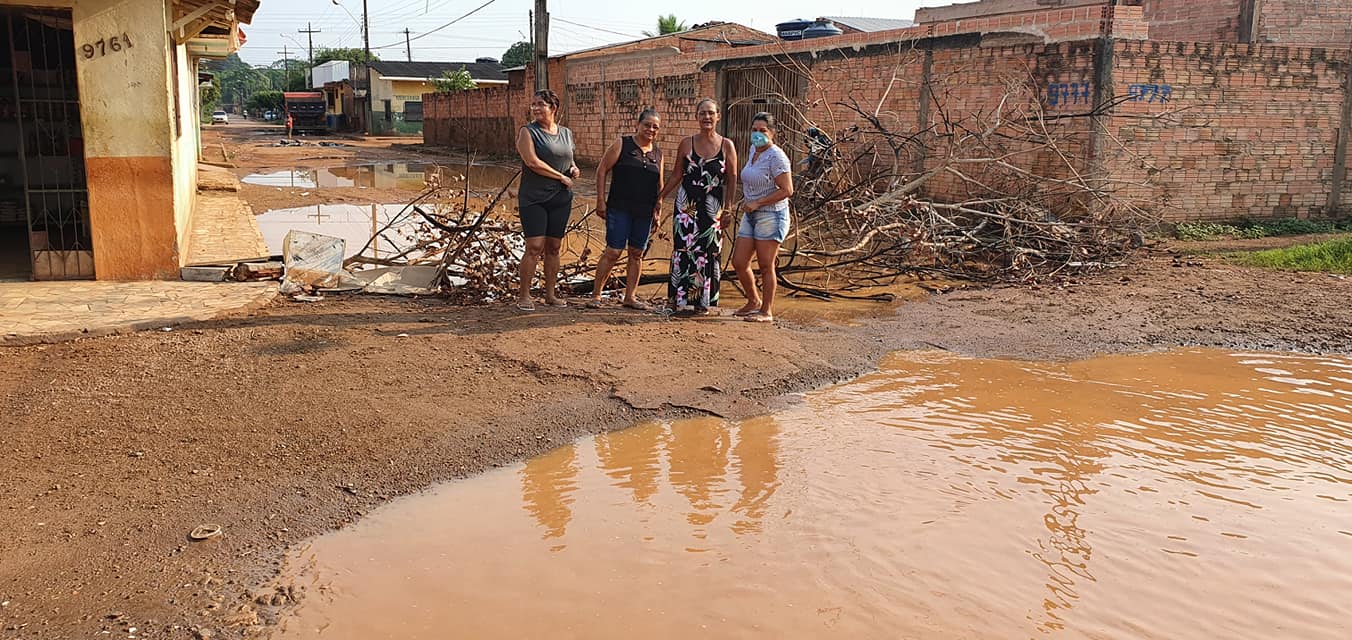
(184, 194, 272, 267)
(0, 281, 278, 345)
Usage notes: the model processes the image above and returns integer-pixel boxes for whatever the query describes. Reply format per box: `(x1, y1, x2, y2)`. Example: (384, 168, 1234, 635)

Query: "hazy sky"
(240, 0, 933, 66)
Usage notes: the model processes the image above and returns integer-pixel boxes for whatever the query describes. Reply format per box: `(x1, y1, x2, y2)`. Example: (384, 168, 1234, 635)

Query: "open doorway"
(0, 7, 91, 280)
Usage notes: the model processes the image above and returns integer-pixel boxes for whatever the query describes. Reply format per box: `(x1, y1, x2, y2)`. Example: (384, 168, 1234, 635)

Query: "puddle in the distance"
(270, 349, 1352, 639)
(241, 162, 519, 192)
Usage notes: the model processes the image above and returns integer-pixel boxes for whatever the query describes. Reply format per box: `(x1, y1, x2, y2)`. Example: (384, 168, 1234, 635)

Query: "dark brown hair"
(533, 89, 561, 111)
(752, 111, 777, 130)
(638, 108, 660, 123)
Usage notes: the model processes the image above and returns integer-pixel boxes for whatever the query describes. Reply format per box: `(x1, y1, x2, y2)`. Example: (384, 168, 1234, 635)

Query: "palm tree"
(643, 14, 687, 37)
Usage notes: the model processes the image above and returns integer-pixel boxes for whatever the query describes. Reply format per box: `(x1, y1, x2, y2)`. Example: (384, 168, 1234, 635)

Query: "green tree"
(643, 14, 687, 37)
(501, 41, 532, 67)
(247, 90, 284, 113)
(312, 47, 379, 66)
(268, 59, 308, 91)
(199, 78, 221, 122)
(432, 66, 476, 93)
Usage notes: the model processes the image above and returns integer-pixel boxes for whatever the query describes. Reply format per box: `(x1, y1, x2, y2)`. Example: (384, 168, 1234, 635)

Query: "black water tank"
(475, 57, 498, 64)
(776, 19, 812, 40)
(802, 18, 843, 39)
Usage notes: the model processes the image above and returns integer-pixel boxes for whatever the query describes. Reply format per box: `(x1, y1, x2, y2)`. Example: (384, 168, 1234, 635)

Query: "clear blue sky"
(239, 0, 932, 67)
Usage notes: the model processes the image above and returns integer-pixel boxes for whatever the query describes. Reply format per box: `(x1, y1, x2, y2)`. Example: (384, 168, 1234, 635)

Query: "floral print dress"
(669, 144, 726, 308)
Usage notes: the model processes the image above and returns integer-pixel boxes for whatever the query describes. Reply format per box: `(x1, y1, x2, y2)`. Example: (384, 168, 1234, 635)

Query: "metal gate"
(3, 7, 92, 279)
(721, 66, 806, 165)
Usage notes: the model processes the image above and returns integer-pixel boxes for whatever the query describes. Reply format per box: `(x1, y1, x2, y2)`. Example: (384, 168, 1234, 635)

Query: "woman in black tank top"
(587, 109, 664, 310)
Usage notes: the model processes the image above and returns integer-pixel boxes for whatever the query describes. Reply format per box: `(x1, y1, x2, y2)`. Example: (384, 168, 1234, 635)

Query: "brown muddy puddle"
(270, 351, 1352, 639)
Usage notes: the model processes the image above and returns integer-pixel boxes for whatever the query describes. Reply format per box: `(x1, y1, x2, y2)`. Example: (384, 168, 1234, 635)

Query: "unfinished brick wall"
(1257, 1, 1352, 47)
(423, 9, 1352, 221)
(1107, 41, 1351, 220)
(424, 84, 524, 154)
(560, 55, 717, 164)
(1142, 0, 1245, 42)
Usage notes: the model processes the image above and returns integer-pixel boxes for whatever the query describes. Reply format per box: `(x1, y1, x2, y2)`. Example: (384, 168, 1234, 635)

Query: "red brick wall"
(423, 84, 524, 155)
(559, 55, 716, 163)
(424, 15, 1352, 221)
(1142, 0, 1245, 42)
(1258, 1, 1352, 47)
(1107, 40, 1350, 220)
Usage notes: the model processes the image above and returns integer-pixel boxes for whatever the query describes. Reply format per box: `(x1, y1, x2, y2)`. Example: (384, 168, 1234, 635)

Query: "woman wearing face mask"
(515, 89, 581, 311)
(732, 112, 794, 323)
(657, 98, 738, 315)
(587, 108, 664, 310)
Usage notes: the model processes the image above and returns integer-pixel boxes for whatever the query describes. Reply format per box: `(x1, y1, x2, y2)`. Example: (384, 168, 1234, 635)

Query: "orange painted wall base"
(85, 156, 179, 280)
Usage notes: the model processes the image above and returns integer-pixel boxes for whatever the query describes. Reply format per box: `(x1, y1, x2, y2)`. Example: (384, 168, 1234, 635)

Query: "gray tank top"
(519, 122, 576, 207)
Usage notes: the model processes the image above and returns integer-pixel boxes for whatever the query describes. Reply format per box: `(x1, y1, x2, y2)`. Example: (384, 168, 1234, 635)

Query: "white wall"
(171, 43, 200, 257)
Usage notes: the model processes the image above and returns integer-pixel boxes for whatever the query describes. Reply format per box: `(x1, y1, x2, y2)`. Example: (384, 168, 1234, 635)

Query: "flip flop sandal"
(743, 312, 774, 323)
(543, 298, 569, 307)
(622, 300, 650, 311)
(732, 307, 762, 317)
(189, 524, 223, 541)
(585, 299, 605, 309)
(516, 300, 536, 312)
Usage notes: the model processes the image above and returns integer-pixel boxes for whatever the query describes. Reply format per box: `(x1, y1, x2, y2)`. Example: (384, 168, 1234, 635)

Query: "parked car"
(264, 110, 277, 121)
(211, 110, 229, 124)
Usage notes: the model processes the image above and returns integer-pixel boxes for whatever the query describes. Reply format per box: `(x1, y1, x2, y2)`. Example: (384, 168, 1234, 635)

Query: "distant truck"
(283, 91, 327, 133)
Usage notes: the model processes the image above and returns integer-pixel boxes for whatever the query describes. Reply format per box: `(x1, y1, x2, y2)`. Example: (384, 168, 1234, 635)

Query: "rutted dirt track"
(2, 126, 1351, 639)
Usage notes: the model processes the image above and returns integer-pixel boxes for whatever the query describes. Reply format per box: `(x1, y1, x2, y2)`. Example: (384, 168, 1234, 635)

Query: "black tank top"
(606, 136, 663, 214)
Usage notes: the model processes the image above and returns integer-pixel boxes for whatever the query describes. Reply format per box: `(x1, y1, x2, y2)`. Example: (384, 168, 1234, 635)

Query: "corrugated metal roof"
(821, 16, 916, 32)
(367, 61, 507, 82)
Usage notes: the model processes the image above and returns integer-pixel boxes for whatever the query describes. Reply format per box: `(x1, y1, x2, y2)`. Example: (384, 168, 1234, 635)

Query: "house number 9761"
(81, 34, 133, 59)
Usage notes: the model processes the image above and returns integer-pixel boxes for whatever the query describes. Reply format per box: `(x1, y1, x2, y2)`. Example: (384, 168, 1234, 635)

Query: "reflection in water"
(593, 422, 666, 506)
(520, 447, 580, 547)
(273, 350, 1352, 639)
(666, 418, 733, 531)
(241, 162, 519, 191)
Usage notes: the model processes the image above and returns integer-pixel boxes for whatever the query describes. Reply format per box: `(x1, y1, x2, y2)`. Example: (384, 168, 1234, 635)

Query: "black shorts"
(519, 189, 573, 239)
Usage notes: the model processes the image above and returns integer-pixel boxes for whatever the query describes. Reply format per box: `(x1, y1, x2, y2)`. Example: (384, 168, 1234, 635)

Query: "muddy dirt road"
(2, 127, 1350, 639)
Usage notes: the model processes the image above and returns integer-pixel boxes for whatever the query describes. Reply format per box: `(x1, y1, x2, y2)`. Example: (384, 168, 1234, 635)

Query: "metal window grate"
(4, 7, 92, 279)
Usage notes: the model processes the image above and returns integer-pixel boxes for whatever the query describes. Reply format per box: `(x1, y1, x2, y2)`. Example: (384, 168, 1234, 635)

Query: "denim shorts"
(604, 207, 653, 250)
(737, 208, 791, 242)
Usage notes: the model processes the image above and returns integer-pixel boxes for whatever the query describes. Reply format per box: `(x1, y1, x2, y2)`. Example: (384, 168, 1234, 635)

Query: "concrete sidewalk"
(0, 281, 278, 345)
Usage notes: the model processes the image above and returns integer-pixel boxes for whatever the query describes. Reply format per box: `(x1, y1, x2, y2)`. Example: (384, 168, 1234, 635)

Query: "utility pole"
(299, 22, 321, 88)
(278, 45, 290, 90)
(533, 0, 548, 91)
(402, 28, 413, 62)
(362, 0, 371, 135)
(362, 0, 370, 62)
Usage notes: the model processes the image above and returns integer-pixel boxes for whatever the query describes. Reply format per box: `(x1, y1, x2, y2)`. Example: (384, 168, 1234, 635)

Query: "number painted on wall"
(1127, 84, 1172, 103)
(81, 34, 134, 60)
(1046, 82, 1092, 107)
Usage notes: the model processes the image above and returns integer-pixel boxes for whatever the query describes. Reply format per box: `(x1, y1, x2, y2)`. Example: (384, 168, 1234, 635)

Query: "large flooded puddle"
(272, 349, 1352, 638)
(242, 162, 519, 191)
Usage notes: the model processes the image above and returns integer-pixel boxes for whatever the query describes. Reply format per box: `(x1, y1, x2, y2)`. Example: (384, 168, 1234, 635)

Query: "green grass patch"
(1175, 218, 1352, 241)
(1229, 236, 1352, 273)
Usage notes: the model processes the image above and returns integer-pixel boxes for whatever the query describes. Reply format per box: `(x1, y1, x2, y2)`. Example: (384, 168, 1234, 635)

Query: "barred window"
(574, 86, 597, 104)
(664, 77, 696, 100)
(614, 81, 639, 104)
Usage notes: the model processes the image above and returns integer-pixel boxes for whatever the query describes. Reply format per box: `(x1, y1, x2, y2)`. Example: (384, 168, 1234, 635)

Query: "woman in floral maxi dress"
(658, 98, 738, 314)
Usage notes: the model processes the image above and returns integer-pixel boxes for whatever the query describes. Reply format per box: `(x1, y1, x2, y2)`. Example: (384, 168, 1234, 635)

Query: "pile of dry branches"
(780, 63, 1160, 298)
(341, 160, 604, 303)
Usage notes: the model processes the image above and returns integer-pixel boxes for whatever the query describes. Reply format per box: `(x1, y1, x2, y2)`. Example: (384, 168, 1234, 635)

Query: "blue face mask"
(750, 131, 769, 148)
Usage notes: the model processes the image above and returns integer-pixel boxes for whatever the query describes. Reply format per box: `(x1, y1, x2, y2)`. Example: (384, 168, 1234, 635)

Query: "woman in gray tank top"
(515, 89, 580, 311)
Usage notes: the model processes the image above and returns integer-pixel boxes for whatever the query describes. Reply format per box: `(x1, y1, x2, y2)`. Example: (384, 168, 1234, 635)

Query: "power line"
(371, 0, 501, 50)
(552, 17, 640, 39)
